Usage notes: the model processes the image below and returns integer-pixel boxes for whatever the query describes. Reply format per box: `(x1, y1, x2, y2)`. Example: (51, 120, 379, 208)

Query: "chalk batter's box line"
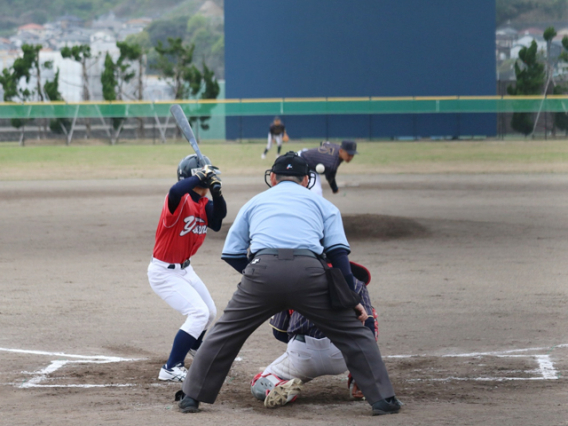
(0, 347, 140, 388)
(385, 345, 567, 381)
(1, 344, 565, 388)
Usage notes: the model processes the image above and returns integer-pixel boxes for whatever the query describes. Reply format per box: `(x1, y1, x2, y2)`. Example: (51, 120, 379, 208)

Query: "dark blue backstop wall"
(224, 0, 496, 140)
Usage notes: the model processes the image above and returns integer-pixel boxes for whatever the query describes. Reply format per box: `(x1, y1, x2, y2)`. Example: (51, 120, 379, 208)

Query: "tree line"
(507, 26, 568, 136)
(0, 36, 220, 145)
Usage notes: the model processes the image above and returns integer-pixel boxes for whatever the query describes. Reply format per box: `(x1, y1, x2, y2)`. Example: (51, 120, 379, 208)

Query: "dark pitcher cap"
(271, 151, 309, 176)
(341, 140, 358, 155)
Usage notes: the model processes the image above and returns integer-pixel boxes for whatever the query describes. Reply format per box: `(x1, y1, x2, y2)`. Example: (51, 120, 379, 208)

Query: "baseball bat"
(170, 104, 206, 167)
(170, 104, 221, 191)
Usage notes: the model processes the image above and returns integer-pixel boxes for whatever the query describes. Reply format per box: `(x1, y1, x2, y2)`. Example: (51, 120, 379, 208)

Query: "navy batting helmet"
(177, 154, 212, 185)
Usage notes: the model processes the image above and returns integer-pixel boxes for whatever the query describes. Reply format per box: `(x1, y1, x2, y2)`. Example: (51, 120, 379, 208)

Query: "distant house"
(510, 35, 546, 59)
(0, 49, 19, 73)
(92, 11, 123, 34)
(519, 27, 544, 37)
(56, 14, 84, 30)
(0, 37, 14, 51)
(17, 23, 45, 38)
(56, 29, 92, 50)
(90, 30, 118, 55)
(555, 28, 568, 41)
(510, 33, 563, 67)
(496, 26, 518, 59)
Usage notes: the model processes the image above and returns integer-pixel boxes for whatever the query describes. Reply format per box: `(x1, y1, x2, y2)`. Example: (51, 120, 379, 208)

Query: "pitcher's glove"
(194, 165, 218, 186)
(208, 174, 223, 197)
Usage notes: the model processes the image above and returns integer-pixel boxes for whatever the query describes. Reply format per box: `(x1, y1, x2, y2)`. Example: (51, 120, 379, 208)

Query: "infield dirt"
(1, 174, 567, 425)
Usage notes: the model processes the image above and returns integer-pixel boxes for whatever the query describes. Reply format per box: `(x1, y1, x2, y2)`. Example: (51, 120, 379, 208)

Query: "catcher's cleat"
(264, 378, 303, 408)
(158, 363, 187, 382)
(349, 381, 365, 400)
(347, 373, 365, 400)
(371, 396, 402, 416)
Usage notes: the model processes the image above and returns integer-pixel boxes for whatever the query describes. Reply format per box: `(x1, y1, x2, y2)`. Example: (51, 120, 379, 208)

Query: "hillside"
(497, 0, 568, 26)
(2, 0, 564, 33)
(0, 0, 222, 33)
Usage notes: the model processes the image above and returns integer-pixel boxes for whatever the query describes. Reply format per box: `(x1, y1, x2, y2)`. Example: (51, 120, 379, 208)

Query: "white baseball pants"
(147, 258, 217, 339)
(262, 335, 347, 382)
(266, 133, 283, 151)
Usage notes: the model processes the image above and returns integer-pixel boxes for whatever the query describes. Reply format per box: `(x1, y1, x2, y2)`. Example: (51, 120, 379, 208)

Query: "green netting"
(1, 97, 568, 119)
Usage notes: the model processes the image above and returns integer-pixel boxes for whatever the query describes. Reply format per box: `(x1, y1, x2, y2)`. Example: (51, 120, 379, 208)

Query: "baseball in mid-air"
(315, 163, 325, 174)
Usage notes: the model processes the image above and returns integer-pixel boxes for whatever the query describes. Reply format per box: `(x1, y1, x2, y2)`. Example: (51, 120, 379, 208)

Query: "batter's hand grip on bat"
(208, 175, 222, 197)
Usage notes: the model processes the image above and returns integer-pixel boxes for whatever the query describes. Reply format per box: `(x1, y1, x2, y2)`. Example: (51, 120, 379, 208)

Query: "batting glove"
(194, 165, 217, 183)
(208, 175, 223, 197)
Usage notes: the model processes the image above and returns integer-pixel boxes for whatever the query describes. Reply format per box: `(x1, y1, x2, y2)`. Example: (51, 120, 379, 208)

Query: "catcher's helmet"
(177, 154, 212, 183)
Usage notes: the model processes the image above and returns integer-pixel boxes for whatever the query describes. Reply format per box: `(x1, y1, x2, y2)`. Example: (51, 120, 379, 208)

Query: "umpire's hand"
(354, 303, 368, 324)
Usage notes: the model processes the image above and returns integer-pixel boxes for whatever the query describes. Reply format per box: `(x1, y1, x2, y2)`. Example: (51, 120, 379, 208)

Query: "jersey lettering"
(317, 145, 336, 156)
(180, 215, 208, 236)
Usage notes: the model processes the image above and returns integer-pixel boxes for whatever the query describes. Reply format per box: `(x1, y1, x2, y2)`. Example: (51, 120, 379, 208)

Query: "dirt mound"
(343, 214, 428, 240)
(209, 214, 428, 242)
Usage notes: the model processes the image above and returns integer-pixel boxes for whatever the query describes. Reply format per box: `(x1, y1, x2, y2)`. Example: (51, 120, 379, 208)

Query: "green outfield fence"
(2, 95, 568, 119)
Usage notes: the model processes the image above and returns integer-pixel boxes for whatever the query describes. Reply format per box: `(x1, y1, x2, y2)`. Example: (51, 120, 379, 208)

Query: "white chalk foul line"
(0, 347, 134, 362)
(3, 344, 565, 387)
(0, 347, 140, 388)
(384, 344, 567, 382)
(535, 355, 558, 380)
(441, 343, 568, 358)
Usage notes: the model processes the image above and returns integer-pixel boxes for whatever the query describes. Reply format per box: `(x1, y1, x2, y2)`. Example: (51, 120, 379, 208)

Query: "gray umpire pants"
(182, 252, 395, 405)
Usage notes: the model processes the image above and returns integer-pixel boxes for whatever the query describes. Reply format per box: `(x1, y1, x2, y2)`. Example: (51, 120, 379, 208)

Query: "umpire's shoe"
(371, 396, 402, 416)
(179, 395, 200, 413)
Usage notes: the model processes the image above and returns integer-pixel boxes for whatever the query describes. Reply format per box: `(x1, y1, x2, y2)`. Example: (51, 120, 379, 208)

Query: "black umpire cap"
(271, 151, 309, 176)
(341, 140, 359, 155)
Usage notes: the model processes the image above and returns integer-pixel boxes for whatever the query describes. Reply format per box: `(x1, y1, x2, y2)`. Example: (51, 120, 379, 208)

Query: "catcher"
(250, 262, 393, 408)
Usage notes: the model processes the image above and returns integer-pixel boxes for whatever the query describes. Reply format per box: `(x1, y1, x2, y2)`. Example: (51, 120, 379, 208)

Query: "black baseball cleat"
(371, 396, 402, 416)
(178, 395, 200, 413)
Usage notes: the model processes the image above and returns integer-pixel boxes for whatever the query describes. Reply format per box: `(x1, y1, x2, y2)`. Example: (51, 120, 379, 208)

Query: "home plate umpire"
(177, 151, 402, 416)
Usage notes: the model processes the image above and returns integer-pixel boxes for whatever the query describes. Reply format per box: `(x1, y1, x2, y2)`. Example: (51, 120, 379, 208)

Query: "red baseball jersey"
(152, 193, 209, 264)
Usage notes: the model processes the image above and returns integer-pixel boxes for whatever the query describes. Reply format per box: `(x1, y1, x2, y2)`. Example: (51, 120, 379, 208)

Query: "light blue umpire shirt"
(222, 181, 350, 258)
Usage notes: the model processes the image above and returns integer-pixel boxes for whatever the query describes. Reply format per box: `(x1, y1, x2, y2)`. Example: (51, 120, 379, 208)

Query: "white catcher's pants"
(266, 133, 283, 151)
(147, 258, 217, 339)
(263, 335, 347, 382)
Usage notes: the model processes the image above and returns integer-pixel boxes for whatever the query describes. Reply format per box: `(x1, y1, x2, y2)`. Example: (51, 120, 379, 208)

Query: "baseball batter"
(299, 140, 358, 196)
(261, 116, 287, 159)
(147, 154, 226, 382)
(250, 261, 380, 407)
